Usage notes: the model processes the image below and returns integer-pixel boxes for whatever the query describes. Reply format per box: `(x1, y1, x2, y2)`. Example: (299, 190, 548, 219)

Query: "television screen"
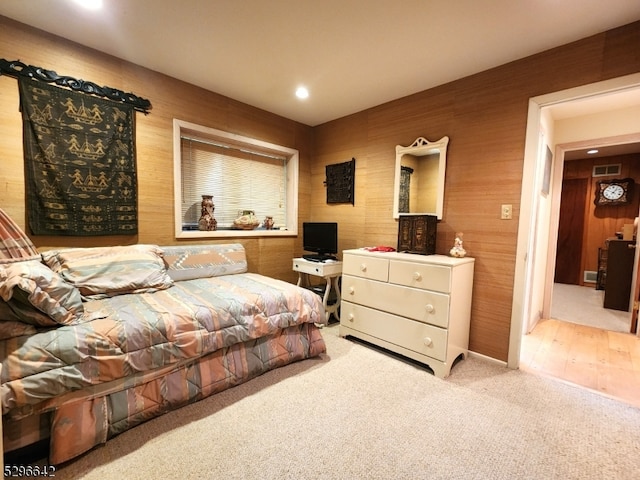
(303, 222, 338, 260)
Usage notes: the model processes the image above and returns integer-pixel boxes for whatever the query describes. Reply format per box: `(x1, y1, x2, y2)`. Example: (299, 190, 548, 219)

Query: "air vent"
(592, 164, 621, 177)
(584, 270, 598, 283)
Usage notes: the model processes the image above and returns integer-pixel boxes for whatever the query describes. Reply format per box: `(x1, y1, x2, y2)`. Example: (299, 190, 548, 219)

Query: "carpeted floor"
(49, 324, 640, 479)
(551, 283, 629, 333)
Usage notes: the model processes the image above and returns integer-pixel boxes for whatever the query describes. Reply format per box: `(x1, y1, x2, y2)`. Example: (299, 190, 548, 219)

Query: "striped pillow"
(42, 244, 173, 299)
(162, 243, 248, 281)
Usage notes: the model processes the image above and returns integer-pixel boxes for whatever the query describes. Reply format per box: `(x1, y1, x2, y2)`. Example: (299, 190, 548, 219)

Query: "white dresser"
(339, 249, 474, 378)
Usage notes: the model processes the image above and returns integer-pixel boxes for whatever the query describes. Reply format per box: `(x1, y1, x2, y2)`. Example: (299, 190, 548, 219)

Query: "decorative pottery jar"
(233, 210, 260, 230)
(263, 216, 275, 230)
(198, 195, 217, 231)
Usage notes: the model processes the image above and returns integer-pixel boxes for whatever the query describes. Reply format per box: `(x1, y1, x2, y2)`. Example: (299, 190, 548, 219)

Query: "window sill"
(175, 228, 297, 239)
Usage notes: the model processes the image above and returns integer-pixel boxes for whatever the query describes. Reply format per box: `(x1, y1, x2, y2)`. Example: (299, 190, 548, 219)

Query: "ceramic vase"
(198, 195, 217, 231)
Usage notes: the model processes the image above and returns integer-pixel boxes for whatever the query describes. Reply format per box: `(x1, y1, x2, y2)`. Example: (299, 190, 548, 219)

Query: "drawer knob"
(425, 304, 434, 313)
(423, 337, 433, 346)
(360, 263, 367, 272)
(348, 313, 354, 322)
(349, 286, 355, 295)
(413, 272, 422, 281)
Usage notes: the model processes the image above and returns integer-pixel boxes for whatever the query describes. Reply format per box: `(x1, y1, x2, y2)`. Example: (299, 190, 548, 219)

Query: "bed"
(0, 217, 327, 465)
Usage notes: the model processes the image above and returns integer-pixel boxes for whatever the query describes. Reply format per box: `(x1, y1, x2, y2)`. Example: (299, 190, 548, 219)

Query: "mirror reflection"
(392, 136, 449, 220)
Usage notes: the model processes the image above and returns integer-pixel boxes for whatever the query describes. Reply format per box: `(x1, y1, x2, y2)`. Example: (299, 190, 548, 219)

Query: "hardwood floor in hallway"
(520, 318, 640, 408)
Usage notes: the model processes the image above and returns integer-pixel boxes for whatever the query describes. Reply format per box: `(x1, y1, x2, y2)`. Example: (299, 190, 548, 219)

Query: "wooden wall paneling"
(361, 150, 396, 249)
(366, 84, 455, 147)
(364, 85, 456, 251)
(554, 178, 588, 284)
(242, 240, 260, 273)
(602, 21, 640, 78)
(561, 154, 640, 286)
(518, 32, 605, 98)
(258, 236, 297, 283)
(294, 124, 314, 262)
(0, 75, 24, 222)
(227, 99, 299, 148)
(312, 112, 369, 255)
(446, 84, 527, 361)
(134, 115, 176, 247)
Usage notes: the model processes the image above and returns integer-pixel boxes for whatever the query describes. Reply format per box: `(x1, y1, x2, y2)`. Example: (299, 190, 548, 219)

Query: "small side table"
(293, 258, 342, 322)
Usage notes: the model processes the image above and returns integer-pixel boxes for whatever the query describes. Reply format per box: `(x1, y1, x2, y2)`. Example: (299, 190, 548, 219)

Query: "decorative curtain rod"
(0, 59, 152, 114)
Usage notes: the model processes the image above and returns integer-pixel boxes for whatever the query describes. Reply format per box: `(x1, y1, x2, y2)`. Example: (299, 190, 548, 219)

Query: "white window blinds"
(180, 137, 287, 229)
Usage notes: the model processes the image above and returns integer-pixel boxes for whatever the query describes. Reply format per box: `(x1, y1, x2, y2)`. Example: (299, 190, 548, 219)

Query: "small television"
(303, 222, 338, 261)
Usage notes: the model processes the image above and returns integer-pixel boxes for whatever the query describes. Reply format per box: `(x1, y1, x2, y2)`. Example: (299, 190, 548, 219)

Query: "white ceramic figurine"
(450, 232, 467, 258)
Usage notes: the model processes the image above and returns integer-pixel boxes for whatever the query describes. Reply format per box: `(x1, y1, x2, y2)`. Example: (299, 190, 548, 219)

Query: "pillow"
(162, 244, 248, 281)
(0, 260, 84, 326)
(41, 244, 173, 299)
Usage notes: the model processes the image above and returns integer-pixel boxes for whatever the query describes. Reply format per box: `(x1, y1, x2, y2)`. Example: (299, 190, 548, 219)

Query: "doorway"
(550, 144, 640, 334)
(508, 73, 640, 370)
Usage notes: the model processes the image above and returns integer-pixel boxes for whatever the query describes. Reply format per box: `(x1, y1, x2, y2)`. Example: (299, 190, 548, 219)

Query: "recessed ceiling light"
(587, 149, 599, 154)
(72, 0, 103, 10)
(295, 87, 309, 100)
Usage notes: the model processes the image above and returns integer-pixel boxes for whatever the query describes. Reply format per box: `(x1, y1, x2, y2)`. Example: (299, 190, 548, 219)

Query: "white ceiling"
(1, 0, 640, 126)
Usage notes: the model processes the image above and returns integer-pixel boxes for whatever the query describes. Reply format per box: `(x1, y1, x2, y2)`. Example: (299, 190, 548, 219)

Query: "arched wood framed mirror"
(392, 136, 449, 220)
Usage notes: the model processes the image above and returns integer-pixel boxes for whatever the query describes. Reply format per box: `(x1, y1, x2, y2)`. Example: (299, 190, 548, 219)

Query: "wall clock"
(594, 177, 635, 206)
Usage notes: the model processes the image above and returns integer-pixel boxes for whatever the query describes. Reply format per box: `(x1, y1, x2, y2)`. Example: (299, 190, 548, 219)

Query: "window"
(173, 119, 298, 238)
(592, 164, 621, 177)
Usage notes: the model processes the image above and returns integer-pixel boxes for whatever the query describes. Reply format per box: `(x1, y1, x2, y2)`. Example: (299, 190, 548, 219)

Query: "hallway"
(550, 283, 629, 333)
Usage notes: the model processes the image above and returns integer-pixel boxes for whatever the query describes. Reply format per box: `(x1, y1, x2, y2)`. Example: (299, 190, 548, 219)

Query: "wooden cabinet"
(603, 239, 635, 311)
(397, 214, 437, 254)
(339, 249, 474, 378)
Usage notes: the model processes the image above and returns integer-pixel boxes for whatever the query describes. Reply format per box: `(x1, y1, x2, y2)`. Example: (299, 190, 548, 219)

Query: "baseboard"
(468, 350, 508, 368)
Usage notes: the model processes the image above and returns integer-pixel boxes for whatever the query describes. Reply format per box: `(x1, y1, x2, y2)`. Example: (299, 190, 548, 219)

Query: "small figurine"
(263, 216, 275, 230)
(450, 232, 466, 258)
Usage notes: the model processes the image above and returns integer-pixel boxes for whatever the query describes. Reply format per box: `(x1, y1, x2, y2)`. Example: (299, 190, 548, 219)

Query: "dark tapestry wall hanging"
(325, 158, 355, 204)
(19, 79, 138, 236)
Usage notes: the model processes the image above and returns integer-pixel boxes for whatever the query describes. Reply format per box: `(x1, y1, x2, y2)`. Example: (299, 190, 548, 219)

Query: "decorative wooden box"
(397, 214, 437, 255)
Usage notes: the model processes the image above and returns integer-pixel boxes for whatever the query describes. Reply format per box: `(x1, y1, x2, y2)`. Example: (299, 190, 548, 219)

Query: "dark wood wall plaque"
(326, 158, 355, 204)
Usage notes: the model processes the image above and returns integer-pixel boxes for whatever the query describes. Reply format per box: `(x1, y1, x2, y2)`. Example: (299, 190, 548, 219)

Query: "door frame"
(508, 73, 640, 369)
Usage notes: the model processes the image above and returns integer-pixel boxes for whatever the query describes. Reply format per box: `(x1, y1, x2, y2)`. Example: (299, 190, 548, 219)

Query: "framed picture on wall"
(542, 146, 552, 196)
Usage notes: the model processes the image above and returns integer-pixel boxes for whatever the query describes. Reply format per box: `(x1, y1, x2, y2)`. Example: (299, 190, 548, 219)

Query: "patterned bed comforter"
(1, 272, 327, 418)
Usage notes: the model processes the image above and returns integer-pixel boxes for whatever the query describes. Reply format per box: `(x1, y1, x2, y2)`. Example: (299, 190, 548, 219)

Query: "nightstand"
(293, 258, 342, 322)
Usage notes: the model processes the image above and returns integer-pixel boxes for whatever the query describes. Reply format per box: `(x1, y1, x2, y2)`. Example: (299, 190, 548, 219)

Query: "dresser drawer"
(343, 253, 389, 282)
(342, 274, 450, 328)
(388, 260, 451, 293)
(293, 259, 342, 277)
(341, 302, 448, 362)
